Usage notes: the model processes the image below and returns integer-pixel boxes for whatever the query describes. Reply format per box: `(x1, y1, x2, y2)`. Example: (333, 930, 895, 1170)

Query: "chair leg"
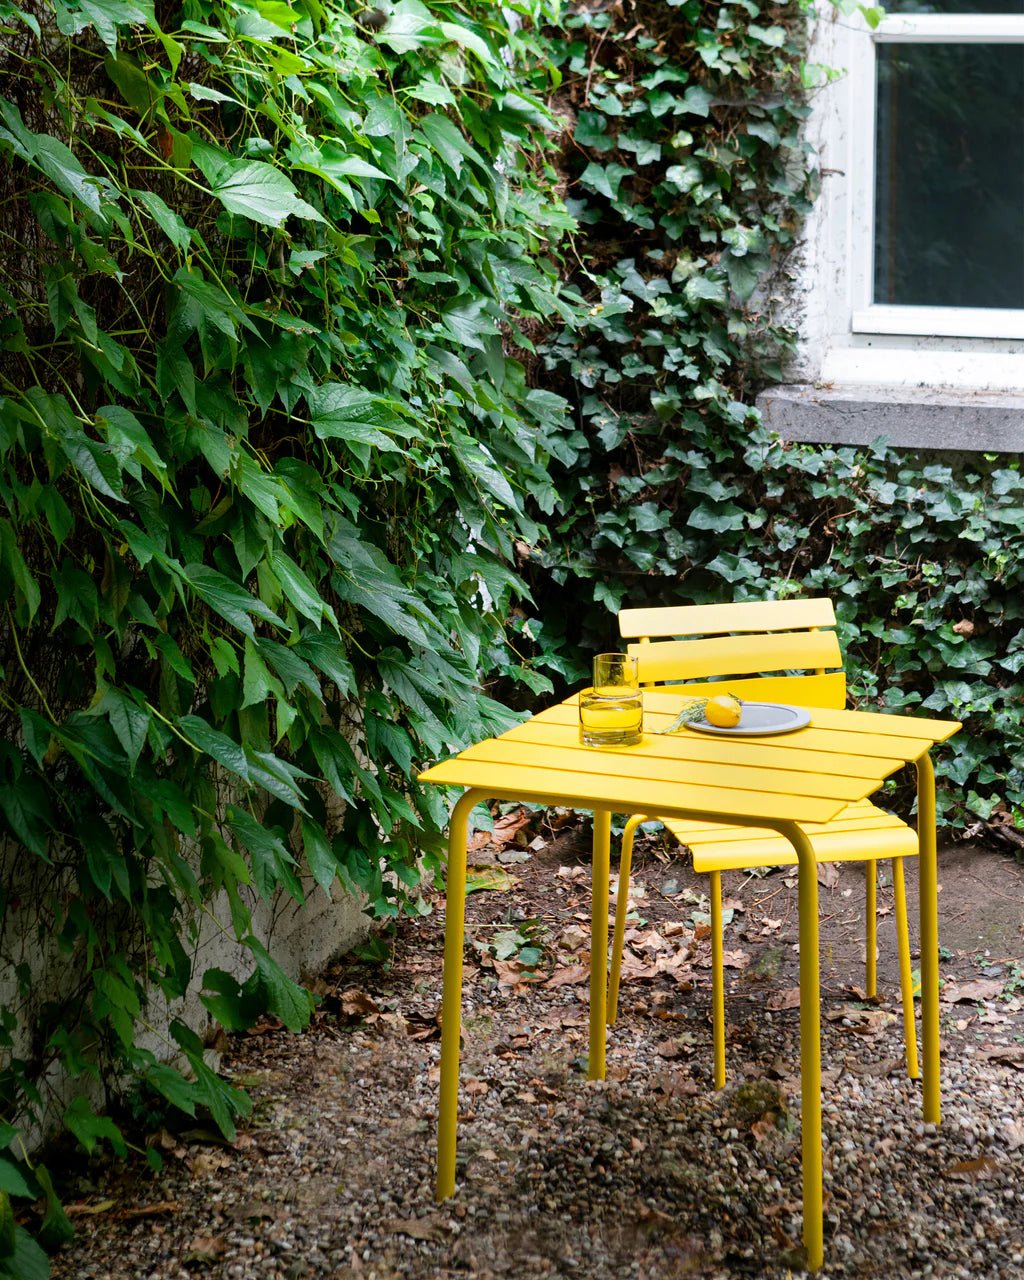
(865, 861, 877, 998)
(710, 870, 726, 1090)
(608, 814, 644, 1025)
(892, 856, 920, 1080)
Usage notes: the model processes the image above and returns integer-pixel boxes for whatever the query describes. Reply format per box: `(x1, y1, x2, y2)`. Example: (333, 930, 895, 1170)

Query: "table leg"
(589, 809, 610, 1081)
(436, 789, 482, 1201)
(788, 823, 824, 1273)
(916, 751, 941, 1124)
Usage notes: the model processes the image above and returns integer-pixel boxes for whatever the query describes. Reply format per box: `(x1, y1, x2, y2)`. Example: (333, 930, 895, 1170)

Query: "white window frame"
(850, 13, 1024, 341)
(793, 5, 1024, 389)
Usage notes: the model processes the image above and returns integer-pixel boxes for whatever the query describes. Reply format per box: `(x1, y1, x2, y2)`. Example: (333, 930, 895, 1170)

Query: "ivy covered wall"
(0, 0, 579, 1263)
(518, 0, 1024, 839)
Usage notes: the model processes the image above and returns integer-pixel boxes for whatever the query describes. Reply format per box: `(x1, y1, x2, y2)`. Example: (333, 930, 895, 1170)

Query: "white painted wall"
(1, 846, 368, 1147)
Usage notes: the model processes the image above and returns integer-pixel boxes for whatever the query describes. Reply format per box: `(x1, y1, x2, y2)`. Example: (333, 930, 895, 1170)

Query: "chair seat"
(665, 799, 919, 874)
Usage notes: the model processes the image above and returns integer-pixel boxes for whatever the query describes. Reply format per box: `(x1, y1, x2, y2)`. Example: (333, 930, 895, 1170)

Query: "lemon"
(704, 694, 742, 728)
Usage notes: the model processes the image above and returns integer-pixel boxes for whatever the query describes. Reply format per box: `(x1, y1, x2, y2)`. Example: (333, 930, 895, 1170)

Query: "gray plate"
(685, 701, 811, 737)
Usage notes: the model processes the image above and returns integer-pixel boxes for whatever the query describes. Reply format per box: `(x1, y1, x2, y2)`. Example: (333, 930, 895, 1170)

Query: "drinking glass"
(579, 652, 643, 746)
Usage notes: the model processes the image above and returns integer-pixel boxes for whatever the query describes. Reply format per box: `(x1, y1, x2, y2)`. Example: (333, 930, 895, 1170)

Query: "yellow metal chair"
(606, 597, 920, 1088)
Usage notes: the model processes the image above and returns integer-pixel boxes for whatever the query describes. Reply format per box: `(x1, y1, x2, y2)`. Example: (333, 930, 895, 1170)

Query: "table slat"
(457, 738, 879, 802)
(502, 720, 904, 780)
(417, 758, 849, 825)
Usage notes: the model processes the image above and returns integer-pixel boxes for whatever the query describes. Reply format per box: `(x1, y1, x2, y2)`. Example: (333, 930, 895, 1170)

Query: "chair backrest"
(618, 597, 846, 709)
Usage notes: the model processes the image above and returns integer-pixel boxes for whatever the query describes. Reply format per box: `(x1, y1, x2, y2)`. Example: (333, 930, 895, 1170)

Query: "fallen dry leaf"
(945, 1156, 1000, 1181)
(558, 923, 590, 951)
(545, 963, 590, 987)
(979, 1043, 1024, 1069)
(385, 1217, 448, 1243)
(824, 1005, 896, 1034)
(767, 987, 801, 1011)
(942, 978, 1005, 1004)
(492, 958, 544, 990)
(817, 862, 840, 889)
(843, 1057, 902, 1078)
(465, 865, 518, 894)
(491, 806, 533, 844)
(185, 1235, 226, 1263)
(188, 1150, 232, 1177)
(65, 1199, 118, 1218)
(628, 927, 672, 953)
(654, 1038, 691, 1060)
(405, 1010, 442, 1041)
(751, 1114, 780, 1143)
(556, 865, 588, 884)
(340, 988, 382, 1019)
(652, 1070, 698, 1098)
(618, 954, 661, 982)
(115, 1200, 180, 1221)
(845, 985, 882, 1003)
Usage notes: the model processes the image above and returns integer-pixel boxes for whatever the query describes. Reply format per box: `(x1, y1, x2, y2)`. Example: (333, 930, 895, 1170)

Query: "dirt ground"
(49, 812, 1024, 1280)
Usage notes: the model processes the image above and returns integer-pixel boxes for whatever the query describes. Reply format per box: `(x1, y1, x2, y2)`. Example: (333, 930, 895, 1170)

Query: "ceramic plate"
(685, 701, 811, 737)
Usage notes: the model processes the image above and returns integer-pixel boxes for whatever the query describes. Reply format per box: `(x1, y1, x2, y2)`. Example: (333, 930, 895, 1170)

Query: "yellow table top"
(418, 690, 961, 828)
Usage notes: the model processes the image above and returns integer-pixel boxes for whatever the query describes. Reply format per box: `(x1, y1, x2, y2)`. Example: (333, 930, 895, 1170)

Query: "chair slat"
(619, 597, 836, 639)
(628, 630, 843, 684)
(633, 672, 847, 708)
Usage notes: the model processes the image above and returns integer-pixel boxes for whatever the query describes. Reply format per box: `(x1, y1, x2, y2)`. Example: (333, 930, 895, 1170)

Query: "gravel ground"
(49, 822, 1024, 1280)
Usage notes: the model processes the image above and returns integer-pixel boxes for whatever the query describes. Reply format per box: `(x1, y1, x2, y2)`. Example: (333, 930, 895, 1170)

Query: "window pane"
(874, 43, 1024, 309)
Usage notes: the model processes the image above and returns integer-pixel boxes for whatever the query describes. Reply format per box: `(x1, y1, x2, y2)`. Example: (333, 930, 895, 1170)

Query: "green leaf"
(63, 1097, 127, 1157)
(245, 937, 314, 1032)
(0, 783, 50, 860)
(307, 383, 414, 452)
(579, 161, 633, 201)
(418, 113, 479, 175)
(133, 189, 192, 251)
(186, 564, 284, 638)
(256, 639, 322, 699)
(678, 85, 713, 116)
(0, 1159, 33, 1200)
(96, 404, 169, 487)
(241, 638, 280, 709)
(294, 633, 355, 696)
(684, 274, 728, 306)
(440, 299, 497, 351)
(101, 687, 150, 769)
(267, 549, 334, 630)
(200, 968, 261, 1031)
(380, 0, 443, 54)
(746, 119, 781, 148)
(191, 142, 325, 228)
(143, 1063, 197, 1116)
(0, 100, 112, 219)
(77, 0, 154, 51)
(300, 815, 337, 893)
(0, 1227, 49, 1280)
(748, 23, 787, 47)
(178, 715, 250, 783)
(34, 1164, 75, 1250)
(225, 806, 302, 902)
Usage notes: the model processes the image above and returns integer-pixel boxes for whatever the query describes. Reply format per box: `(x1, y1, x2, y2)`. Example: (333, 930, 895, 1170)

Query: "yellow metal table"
(418, 691, 960, 1270)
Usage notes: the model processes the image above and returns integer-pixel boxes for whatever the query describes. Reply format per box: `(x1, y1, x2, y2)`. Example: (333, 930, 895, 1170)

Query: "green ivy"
(526, 1, 1022, 834)
(0, 0, 581, 1256)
